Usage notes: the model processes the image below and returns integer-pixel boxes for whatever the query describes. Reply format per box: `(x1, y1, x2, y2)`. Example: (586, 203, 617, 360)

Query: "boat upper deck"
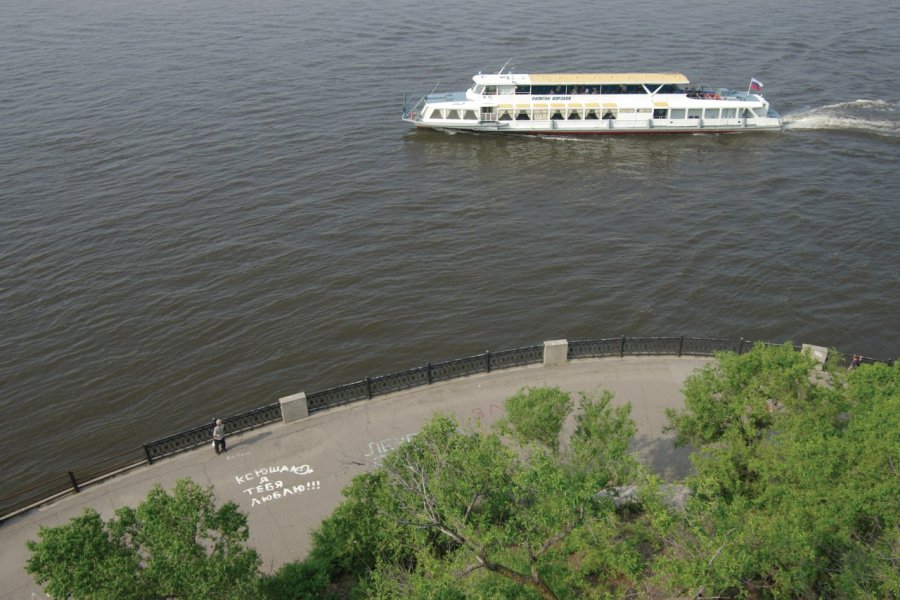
(464, 72, 748, 99)
(474, 72, 690, 86)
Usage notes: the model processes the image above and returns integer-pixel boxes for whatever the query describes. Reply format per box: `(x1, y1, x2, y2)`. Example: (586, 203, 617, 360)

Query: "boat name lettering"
(532, 96, 571, 101)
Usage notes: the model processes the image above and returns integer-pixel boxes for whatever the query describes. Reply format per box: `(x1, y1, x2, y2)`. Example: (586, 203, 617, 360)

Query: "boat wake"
(784, 99, 900, 137)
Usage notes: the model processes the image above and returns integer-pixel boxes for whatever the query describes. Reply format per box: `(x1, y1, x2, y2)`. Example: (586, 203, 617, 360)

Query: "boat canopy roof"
(530, 73, 689, 84)
(473, 72, 690, 86)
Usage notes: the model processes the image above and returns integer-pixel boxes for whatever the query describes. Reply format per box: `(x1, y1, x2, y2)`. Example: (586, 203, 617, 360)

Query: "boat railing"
(686, 87, 732, 100)
(402, 92, 427, 121)
(426, 91, 466, 102)
(403, 91, 468, 121)
(728, 90, 763, 101)
(685, 86, 769, 101)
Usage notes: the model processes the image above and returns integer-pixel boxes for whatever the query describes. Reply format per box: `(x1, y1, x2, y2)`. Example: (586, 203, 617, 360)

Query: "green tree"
(497, 386, 573, 452)
(276, 387, 647, 599)
(659, 344, 900, 598)
(569, 390, 638, 487)
(27, 479, 261, 600)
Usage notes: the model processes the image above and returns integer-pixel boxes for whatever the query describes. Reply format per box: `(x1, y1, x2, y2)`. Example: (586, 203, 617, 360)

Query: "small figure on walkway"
(213, 419, 226, 454)
(848, 354, 862, 371)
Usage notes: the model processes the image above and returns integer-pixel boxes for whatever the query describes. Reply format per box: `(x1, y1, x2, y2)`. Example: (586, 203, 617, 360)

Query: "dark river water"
(1, 0, 898, 497)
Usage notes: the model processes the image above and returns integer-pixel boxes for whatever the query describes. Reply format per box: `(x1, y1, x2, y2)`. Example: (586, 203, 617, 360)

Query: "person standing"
(213, 419, 226, 454)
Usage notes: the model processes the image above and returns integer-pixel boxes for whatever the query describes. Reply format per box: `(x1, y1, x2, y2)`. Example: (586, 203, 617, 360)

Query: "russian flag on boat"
(749, 77, 764, 92)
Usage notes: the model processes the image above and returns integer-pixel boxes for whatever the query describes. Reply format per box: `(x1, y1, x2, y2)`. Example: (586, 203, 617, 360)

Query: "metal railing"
(567, 336, 800, 359)
(1, 337, 889, 522)
(143, 403, 282, 463)
(304, 345, 544, 414)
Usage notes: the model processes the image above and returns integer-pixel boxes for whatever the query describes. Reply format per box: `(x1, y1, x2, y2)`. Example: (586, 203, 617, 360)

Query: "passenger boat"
(402, 69, 782, 134)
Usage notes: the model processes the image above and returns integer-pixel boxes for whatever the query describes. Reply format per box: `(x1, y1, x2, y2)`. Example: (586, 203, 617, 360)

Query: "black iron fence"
(567, 336, 801, 359)
(305, 344, 545, 414)
(143, 402, 282, 463)
(1, 337, 889, 522)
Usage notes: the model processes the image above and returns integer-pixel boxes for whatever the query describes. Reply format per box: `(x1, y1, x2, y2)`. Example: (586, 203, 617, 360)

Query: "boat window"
(515, 111, 530, 120)
(601, 85, 645, 94)
(430, 109, 443, 119)
(499, 110, 513, 121)
(551, 111, 564, 120)
(515, 85, 531, 95)
(531, 85, 554, 95)
(533, 109, 549, 120)
(463, 110, 478, 120)
(585, 110, 599, 120)
(669, 108, 685, 119)
(637, 108, 651, 114)
(741, 108, 756, 118)
(447, 109, 460, 119)
(704, 108, 720, 119)
(473, 85, 483, 94)
(658, 84, 683, 94)
(653, 108, 668, 119)
(721, 108, 736, 118)
(602, 110, 617, 120)
(567, 109, 582, 120)
(688, 108, 702, 119)
(483, 86, 498, 96)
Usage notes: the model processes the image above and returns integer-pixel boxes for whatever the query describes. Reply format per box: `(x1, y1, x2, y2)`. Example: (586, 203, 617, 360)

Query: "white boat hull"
(403, 116, 782, 134)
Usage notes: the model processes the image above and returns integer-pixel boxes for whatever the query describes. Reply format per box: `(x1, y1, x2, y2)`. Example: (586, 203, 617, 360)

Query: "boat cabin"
(470, 73, 691, 97)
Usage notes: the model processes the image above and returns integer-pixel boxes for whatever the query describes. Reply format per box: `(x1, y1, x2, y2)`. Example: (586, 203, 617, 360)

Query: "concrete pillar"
(543, 339, 569, 367)
(802, 344, 829, 369)
(279, 392, 309, 423)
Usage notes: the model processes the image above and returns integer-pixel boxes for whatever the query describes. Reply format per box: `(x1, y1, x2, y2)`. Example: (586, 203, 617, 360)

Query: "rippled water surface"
(1, 0, 899, 496)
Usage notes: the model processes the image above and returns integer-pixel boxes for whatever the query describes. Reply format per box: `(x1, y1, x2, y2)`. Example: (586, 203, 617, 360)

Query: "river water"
(2, 0, 898, 498)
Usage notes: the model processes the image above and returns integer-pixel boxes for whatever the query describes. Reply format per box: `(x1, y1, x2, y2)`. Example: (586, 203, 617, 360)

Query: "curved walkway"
(1, 356, 710, 599)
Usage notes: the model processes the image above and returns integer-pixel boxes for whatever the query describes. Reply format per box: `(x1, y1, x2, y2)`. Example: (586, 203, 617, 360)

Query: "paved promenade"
(1, 356, 710, 599)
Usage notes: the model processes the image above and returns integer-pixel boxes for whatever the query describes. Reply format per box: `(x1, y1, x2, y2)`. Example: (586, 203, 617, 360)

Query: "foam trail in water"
(784, 99, 900, 137)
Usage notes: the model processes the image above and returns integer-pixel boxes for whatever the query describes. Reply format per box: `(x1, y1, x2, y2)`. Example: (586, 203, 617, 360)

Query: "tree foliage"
(496, 386, 573, 452)
(268, 387, 644, 599)
(276, 346, 899, 599)
(27, 479, 262, 600)
(659, 343, 900, 598)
